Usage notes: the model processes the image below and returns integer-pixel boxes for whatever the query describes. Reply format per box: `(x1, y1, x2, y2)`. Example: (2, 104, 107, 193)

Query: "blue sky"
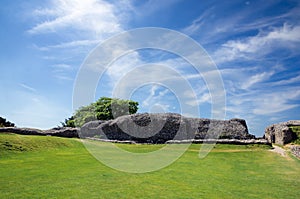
(1, 0, 299, 136)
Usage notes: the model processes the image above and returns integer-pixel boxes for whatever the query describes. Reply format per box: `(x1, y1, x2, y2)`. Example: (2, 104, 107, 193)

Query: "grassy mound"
(0, 134, 299, 198)
(0, 133, 80, 154)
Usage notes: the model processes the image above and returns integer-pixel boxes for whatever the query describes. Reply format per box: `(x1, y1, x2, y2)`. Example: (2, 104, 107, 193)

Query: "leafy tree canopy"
(0, 116, 15, 127)
(62, 97, 139, 127)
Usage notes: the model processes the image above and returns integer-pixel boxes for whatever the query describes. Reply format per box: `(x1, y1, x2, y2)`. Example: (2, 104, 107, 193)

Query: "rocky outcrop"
(0, 127, 79, 138)
(264, 120, 300, 145)
(80, 113, 254, 144)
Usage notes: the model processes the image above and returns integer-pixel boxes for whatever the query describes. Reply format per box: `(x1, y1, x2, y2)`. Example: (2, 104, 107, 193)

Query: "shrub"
(290, 126, 300, 144)
(62, 97, 139, 127)
(0, 117, 15, 127)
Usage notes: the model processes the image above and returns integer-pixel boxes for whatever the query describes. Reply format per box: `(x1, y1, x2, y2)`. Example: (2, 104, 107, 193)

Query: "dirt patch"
(269, 145, 286, 157)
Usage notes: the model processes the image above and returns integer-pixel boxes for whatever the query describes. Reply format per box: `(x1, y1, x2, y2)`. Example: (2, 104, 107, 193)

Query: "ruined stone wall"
(0, 113, 256, 143)
(0, 127, 79, 138)
(80, 113, 254, 143)
(264, 120, 300, 145)
(291, 145, 300, 159)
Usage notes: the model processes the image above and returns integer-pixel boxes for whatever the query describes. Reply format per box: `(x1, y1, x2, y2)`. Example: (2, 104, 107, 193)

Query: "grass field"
(0, 133, 299, 199)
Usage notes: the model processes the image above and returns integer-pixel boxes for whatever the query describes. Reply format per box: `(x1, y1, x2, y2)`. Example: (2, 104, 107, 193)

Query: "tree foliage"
(61, 116, 75, 128)
(62, 97, 139, 127)
(0, 117, 15, 127)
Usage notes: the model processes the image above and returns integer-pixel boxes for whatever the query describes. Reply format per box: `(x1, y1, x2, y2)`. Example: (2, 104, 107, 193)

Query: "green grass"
(0, 133, 299, 199)
(0, 133, 79, 155)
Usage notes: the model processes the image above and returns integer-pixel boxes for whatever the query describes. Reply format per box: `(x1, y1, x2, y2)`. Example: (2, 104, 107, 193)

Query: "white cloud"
(183, 2, 300, 47)
(19, 83, 37, 93)
(142, 85, 159, 107)
(107, 51, 143, 82)
(224, 87, 300, 135)
(23, 1, 300, 134)
(182, 7, 213, 35)
(53, 74, 73, 81)
(267, 24, 300, 42)
(221, 64, 299, 122)
(226, 86, 300, 116)
(27, 0, 133, 83)
(141, 85, 172, 113)
(225, 24, 300, 51)
(214, 24, 300, 63)
(272, 74, 300, 86)
(185, 92, 211, 106)
(51, 64, 74, 81)
(253, 89, 300, 115)
(52, 64, 72, 70)
(28, 0, 132, 56)
(241, 71, 274, 90)
(44, 40, 101, 50)
(28, 0, 122, 37)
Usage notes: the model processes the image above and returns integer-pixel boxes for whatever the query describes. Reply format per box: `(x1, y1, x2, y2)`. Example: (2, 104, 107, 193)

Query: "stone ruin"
(264, 120, 300, 145)
(80, 113, 255, 143)
(291, 145, 300, 159)
(0, 113, 259, 144)
(0, 127, 79, 138)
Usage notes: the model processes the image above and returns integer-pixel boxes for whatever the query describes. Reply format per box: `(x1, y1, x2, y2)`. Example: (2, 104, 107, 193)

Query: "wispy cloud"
(272, 74, 300, 86)
(53, 74, 73, 81)
(51, 64, 74, 81)
(28, 0, 122, 37)
(52, 64, 72, 70)
(141, 84, 173, 113)
(20, 0, 300, 134)
(28, 0, 132, 83)
(182, 1, 300, 55)
(240, 71, 274, 90)
(39, 40, 101, 50)
(214, 24, 300, 63)
(19, 83, 36, 93)
(252, 89, 300, 115)
(182, 6, 214, 35)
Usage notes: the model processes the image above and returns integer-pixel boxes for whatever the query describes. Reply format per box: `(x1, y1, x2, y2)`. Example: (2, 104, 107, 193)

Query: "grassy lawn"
(0, 133, 299, 199)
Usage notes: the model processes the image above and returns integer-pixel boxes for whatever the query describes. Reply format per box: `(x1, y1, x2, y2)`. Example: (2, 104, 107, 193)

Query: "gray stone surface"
(264, 120, 300, 145)
(80, 113, 254, 143)
(44, 127, 79, 138)
(80, 120, 106, 138)
(0, 113, 257, 143)
(0, 127, 44, 135)
(166, 138, 270, 145)
(290, 145, 300, 159)
(0, 127, 79, 138)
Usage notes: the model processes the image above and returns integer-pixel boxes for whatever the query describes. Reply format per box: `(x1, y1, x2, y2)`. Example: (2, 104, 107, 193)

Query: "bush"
(290, 126, 300, 144)
(62, 97, 139, 127)
(0, 117, 15, 127)
(61, 116, 75, 128)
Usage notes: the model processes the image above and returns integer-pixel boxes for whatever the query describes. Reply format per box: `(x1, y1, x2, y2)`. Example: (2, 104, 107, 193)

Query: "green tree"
(62, 97, 139, 127)
(61, 116, 75, 128)
(0, 116, 15, 127)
